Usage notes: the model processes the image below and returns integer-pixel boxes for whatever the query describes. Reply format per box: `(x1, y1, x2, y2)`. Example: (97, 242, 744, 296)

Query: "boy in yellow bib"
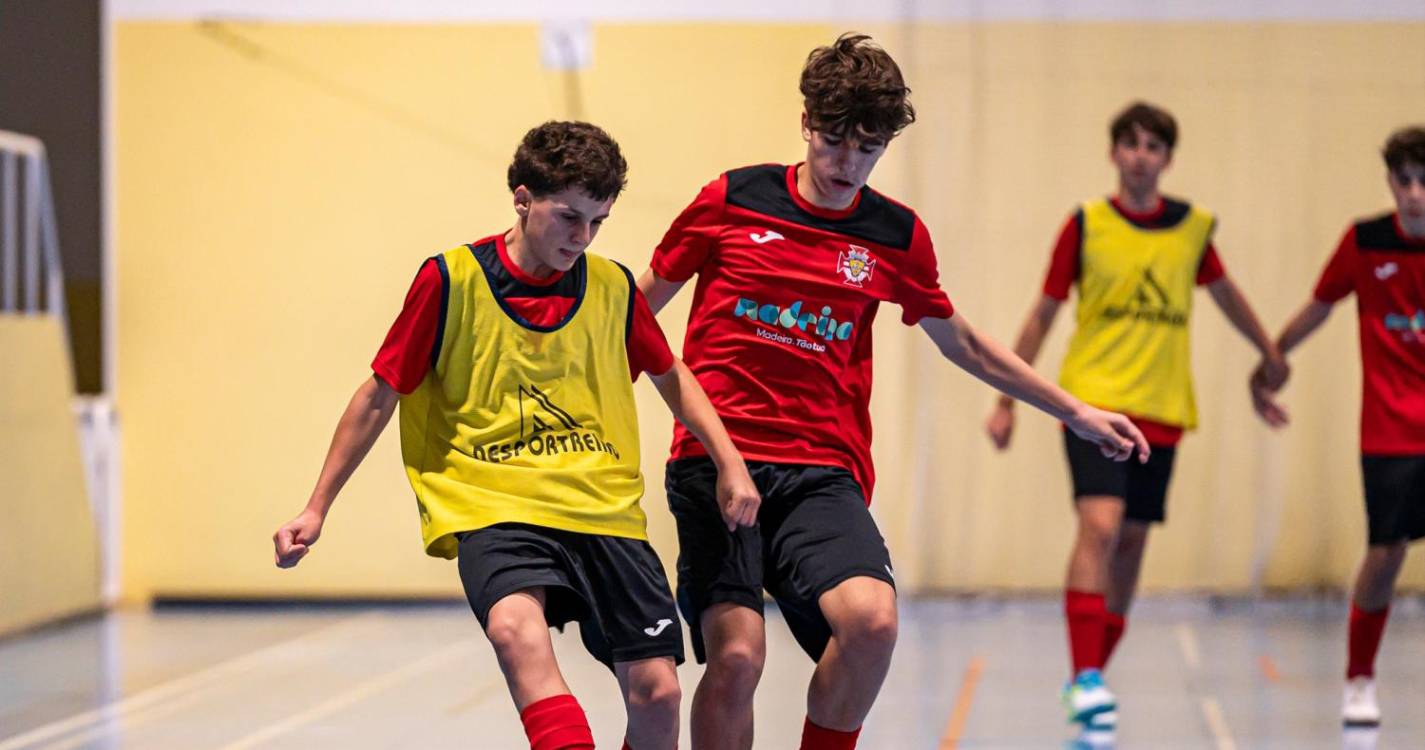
(983, 102, 1287, 745)
(272, 122, 760, 750)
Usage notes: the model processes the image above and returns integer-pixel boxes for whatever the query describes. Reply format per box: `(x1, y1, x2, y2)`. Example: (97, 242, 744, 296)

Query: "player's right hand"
(273, 508, 325, 569)
(985, 402, 1015, 450)
(1249, 362, 1291, 428)
(716, 460, 762, 532)
(1067, 406, 1151, 464)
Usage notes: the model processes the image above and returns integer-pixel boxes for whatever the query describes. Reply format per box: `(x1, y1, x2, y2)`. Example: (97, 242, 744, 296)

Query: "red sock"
(1347, 603, 1390, 679)
(1101, 612, 1127, 669)
(1065, 589, 1106, 675)
(800, 717, 860, 750)
(520, 694, 594, 750)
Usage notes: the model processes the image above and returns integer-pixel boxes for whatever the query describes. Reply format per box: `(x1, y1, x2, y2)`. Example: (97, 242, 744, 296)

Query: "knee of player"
(1076, 518, 1119, 551)
(1114, 528, 1148, 556)
(483, 611, 547, 654)
(838, 604, 899, 654)
(1365, 541, 1410, 569)
(705, 640, 765, 691)
(626, 673, 682, 717)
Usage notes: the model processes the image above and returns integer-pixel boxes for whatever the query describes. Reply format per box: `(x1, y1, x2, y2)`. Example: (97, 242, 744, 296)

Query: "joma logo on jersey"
(732, 297, 854, 342)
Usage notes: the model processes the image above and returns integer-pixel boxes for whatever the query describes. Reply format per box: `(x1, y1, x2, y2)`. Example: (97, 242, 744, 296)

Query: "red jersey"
(651, 164, 956, 498)
(373, 233, 674, 394)
(1313, 213, 1425, 455)
(1041, 196, 1228, 447)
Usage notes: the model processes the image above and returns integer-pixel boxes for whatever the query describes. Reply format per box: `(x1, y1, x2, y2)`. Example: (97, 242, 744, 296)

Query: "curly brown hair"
(1110, 102, 1178, 151)
(1383, 126, 1425, 171)
(800, 33, 915, 141)
(506, 121, 628, 201)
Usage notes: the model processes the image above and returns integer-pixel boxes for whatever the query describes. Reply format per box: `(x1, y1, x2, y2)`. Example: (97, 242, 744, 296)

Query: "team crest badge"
(837, 245, 876, 287)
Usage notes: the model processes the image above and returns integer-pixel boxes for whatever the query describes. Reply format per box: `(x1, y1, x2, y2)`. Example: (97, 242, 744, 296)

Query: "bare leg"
(484, 588, 572, 710)
(616, 656, 682, 750)
(690, 603, 765, 750)
(1065, 497, 1125, 593)
(805, 576, 898, 731)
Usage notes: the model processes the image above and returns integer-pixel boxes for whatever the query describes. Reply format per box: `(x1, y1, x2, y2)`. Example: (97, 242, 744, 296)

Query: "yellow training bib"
(398, 242, 646, 558)
(1059, 198, 1215, 429)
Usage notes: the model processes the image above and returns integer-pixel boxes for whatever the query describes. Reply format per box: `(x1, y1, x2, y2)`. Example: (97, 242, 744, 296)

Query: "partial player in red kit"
(1259, 125, 1425, 729)
(639, 33, 1149, 750)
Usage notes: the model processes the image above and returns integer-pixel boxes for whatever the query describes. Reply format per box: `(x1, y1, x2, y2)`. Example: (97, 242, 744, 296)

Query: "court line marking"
(0, 614, 377, 750)
(938, 656, 985, 749)
(1175, 623, 1201, 670)
(217, 638, 482, 750)
(1200, 697, 1238, 750)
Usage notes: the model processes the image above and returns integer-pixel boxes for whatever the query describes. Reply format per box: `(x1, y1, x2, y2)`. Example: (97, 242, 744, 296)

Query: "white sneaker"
(1342, 676, 1381, 727)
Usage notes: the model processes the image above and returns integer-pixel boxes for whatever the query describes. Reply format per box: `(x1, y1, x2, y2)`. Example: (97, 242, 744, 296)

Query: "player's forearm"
(307, 376, 399, 515)
(996, 295, 1060, 409)
(637, 269, 684, 316)
(1277, 300, 1333, 357)
(651, 360, 744, 471)
(1209, 277, 1278, 359)
(928, 315, 1085, 424)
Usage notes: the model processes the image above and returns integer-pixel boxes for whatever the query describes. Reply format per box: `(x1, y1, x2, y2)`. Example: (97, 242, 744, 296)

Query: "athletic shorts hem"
(472, 578, 583, 629)
(804, 568, 897, 603)
(607, 643, 686, 666)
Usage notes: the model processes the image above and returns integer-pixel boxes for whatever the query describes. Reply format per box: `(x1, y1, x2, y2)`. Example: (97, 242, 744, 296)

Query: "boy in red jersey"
(1260, 126, 1425, 729)
(273, 121, 761, 750)
(640, 34, 1149, 750)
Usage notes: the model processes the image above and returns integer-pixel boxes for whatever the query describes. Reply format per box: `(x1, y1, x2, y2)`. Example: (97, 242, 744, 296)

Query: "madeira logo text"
(732, 297, 853, 351)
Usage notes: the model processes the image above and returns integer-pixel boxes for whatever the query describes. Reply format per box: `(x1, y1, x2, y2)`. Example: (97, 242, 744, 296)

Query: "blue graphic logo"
(1384, 310, 1425, 343)
(732, 297, 853, 342)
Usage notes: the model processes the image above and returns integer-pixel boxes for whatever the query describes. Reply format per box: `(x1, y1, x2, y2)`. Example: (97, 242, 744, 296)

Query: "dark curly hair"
(800, 33, 915, 141)
(507, 121, 628, 201)
(1383, 126, 1425, 172)
(1110, 101, 1178, 151)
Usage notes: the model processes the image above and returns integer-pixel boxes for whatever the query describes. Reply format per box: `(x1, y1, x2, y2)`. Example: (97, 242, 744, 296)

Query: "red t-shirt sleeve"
(1196, 243, 1226, 285)
(891, 219, 956, 325)
(1042, 211, 1082, 301)
(1313, 226, 1359, 303)
(372, 258, 444, 394)
(627, 287, 675, 379)
(650, 176, 727, 282)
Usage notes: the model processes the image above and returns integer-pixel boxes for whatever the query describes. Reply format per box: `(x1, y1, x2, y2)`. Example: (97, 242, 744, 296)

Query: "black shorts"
(665, 458, 895, 664)
(1362, 454, 1425, 545)
(456, 523, 684, 670)
(1064, 429, 1178, 523)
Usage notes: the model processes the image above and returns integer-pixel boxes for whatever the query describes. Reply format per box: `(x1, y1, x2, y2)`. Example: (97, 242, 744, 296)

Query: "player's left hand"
(273, 508, 325, 568)
(715, 460, 761, 532)
(1256, 351, 1291, 392)
(1066, 405, 1151, 464)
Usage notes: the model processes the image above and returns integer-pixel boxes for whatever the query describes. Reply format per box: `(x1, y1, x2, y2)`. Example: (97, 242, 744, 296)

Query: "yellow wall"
(116, 21, 1425, 599)
(0, 317, 100, 633)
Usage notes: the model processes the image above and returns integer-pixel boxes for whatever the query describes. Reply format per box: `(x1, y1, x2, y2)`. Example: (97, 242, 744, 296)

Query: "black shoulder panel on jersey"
(1108, 196, 1192, 229)
(1355, 213, 1423, 253)
(723, 164, 916, 250)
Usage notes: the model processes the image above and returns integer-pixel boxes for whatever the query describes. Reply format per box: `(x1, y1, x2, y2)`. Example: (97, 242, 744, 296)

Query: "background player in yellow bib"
(983, 102, 1288, 745)
(272, 121, 761, 750)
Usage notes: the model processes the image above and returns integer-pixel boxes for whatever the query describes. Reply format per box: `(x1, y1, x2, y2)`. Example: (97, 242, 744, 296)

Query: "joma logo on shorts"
(732, 298, 854, 342)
